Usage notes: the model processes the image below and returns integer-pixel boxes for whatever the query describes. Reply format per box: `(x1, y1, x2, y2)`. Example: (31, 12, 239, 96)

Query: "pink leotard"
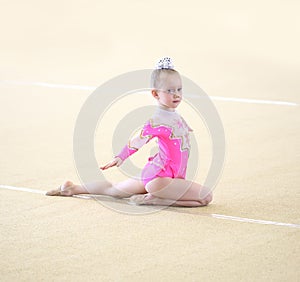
(117, 107, 192, 186)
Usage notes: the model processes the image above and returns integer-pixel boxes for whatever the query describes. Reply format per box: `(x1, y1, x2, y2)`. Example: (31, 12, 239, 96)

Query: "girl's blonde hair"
(151, 57, 179, 88)
(150, 68, 178, 89)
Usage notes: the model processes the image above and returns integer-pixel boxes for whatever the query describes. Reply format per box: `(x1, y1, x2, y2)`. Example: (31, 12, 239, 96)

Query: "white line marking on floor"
(0, 80, 298, 107)
(1, 184, 299, 229)
(0, 80, 96, 91)
(206, 96, 298, 107)
(210, 213, 300, 229)
(0, 184, 46, 195)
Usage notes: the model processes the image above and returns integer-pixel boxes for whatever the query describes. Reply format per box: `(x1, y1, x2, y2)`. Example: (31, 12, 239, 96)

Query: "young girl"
(46, 57, 212, 207)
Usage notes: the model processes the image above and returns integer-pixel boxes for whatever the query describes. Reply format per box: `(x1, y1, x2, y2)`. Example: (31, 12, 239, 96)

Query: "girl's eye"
(165, 88, 182, 94)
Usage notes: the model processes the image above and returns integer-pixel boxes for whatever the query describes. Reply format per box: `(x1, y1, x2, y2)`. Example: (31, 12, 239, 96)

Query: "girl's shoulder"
(151, 108, 177, 126)
(180, 116, 193, 132)
(149, 108, 193, 132)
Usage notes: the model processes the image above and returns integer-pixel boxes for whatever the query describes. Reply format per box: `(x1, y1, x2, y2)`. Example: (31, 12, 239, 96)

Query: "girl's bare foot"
(46, 181, 76, 196)
(130, 193, 207, 207)
(130, 193, 175, 206)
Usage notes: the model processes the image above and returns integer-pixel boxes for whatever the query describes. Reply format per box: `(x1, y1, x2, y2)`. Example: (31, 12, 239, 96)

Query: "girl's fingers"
(100, 157, 122, 170)
(100, 160, 117, 170)
(101, 164, 111, 170)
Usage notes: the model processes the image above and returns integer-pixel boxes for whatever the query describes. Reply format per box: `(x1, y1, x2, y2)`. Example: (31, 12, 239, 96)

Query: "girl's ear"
(151, 89, 159, 100)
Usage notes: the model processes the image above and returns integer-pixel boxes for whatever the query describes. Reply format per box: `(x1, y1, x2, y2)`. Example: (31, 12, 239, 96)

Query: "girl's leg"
(144, 177, 213, 205)
(130, 193, 205, 207)
(46, 178, 146, 198)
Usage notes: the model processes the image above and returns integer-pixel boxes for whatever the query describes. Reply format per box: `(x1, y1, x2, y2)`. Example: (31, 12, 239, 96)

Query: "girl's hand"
(100, 157, 123, 170)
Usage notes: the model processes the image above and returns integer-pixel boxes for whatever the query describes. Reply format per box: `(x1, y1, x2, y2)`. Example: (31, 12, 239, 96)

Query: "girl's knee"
(200, 192, 213, 206)
(145, 180, 156, 194)
(145, 177, 169, 194)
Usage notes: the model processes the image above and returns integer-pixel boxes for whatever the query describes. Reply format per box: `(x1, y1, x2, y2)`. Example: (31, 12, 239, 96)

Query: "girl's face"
(152, 72, 183, 111)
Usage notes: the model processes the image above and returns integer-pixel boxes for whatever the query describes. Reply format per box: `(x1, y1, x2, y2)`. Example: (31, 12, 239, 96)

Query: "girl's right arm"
(100, 157, 123, 170)
(100, 122, 153, 170)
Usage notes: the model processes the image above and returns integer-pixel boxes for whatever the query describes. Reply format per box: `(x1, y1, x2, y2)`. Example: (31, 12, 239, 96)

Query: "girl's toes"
(46, 187, 62, 196)
(129, 193, 155, 205)
(46, 181, 75, 197)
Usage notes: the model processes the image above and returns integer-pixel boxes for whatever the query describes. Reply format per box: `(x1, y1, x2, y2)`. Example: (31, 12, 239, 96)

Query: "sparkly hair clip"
(155, 57, 175, 70)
